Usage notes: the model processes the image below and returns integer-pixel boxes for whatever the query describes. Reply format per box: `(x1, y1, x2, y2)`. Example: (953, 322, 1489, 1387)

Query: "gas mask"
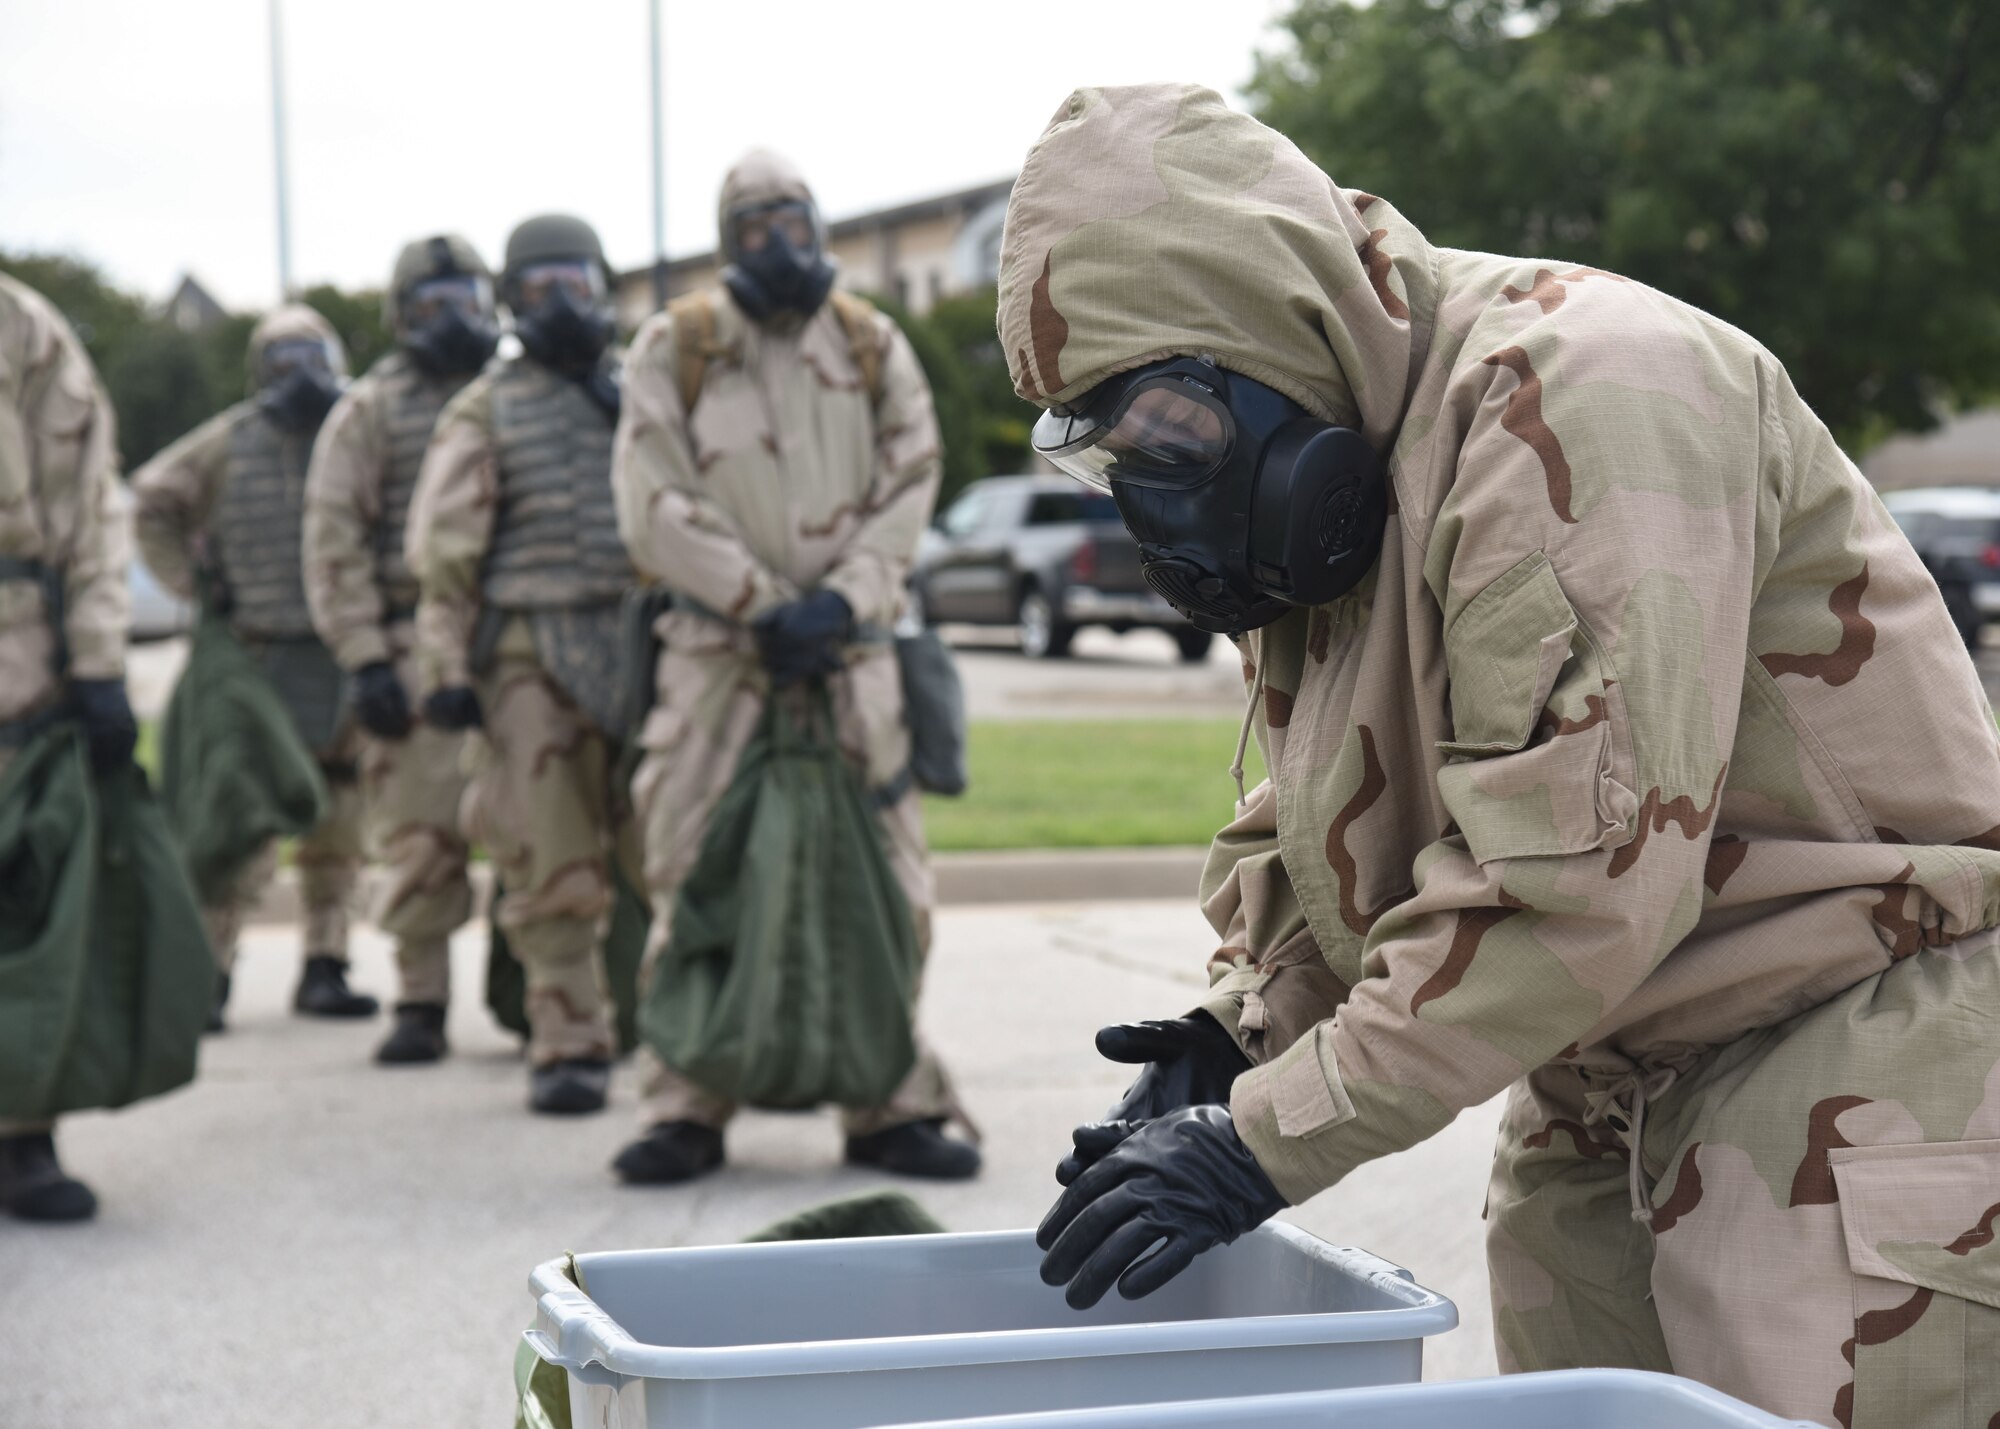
(1032, 356, 1385, 634)
(257, 337, 343, 433)
(510, 259, 614, 373)
(401, 271, 499, 377)
(723, 199, 835, 322)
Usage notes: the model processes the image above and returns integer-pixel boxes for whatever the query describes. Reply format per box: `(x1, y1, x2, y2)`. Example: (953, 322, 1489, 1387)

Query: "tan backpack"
(667, 288, 886, 418)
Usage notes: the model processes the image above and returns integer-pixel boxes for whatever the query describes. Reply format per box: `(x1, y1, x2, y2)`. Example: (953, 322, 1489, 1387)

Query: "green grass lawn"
(921, 718, 1264, 851)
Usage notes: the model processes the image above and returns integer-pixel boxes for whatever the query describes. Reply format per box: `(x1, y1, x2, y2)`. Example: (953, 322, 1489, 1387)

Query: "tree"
(1250, 0, 2000, 447)
(299, 282, 391, 377)
(925, 287, 1036, 480)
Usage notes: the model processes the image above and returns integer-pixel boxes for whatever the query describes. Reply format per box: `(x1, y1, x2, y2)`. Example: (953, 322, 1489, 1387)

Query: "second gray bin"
(524, 1222, 1456, 1429)
(871, 1368, 1822, 1428)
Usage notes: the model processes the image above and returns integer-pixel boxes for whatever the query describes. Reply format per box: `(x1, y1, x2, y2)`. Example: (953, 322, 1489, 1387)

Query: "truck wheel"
(1018, 587, 1074, 659)
(1172, 626, 1214, 663)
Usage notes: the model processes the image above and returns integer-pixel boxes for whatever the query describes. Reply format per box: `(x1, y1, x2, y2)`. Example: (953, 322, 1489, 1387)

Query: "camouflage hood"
(717, 149, 818, 257)
(997, 83, 1437, 444)
(246, 304, 347, 387)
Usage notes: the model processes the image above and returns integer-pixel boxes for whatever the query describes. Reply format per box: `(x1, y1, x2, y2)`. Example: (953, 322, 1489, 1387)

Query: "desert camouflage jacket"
(998, 84, 2000, 1205)
(0, 272, 128, 724)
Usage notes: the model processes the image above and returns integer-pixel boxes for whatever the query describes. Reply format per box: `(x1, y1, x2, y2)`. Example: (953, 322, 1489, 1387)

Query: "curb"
(249, 846, 1206, 926)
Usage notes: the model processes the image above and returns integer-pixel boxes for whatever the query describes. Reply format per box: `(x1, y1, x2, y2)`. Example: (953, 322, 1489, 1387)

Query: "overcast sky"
(0, 0, 1293, 310)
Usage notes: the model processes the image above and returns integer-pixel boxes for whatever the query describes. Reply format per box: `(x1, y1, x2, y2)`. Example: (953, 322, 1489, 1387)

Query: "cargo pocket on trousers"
(1830, 1139, 2000, 1429)
(1435, 551, 1637, 864)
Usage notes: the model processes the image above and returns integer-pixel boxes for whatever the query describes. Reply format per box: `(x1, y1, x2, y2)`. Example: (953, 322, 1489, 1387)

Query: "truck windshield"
(1027, 491, 1121, 525)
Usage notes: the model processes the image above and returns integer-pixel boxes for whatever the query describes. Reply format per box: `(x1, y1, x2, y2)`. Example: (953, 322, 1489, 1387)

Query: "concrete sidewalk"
(4, 902, 1501, 1428)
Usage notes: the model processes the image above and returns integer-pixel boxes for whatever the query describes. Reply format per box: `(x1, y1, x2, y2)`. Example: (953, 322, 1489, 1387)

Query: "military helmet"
(502, 214, 607, 286)
(384, 232, 491, 329)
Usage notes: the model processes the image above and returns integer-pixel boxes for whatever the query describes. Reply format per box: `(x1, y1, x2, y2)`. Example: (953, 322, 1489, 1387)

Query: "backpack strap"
(826, 290, 888, 411)
(665, 291, 726, 417)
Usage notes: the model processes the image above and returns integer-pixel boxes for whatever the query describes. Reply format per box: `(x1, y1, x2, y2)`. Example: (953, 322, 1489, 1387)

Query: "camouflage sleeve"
(1195, 778, 1317, 1051)
(405, 379, 495, 692)
(131, 408, 235, 602)
(26, 302, 130, 679)
(818, 317, 943, 628)
(304, 379, 392, 670)
(1229, 344, 1759, 1207)
(613, 312, 793, 620)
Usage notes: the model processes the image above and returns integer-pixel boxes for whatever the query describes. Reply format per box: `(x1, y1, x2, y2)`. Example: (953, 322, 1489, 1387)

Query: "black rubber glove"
(754, 589, 853, 688)
(71, 678, 137, 773)
(1037, 1105, 1287, 1310)
(1056, 1015, 1251, 1185)
(352, 660, 413, 739)
(423, 685, 483, 731)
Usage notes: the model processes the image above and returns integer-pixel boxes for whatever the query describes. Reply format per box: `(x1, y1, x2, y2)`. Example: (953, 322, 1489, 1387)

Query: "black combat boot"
(612, 1121, 725, 1185)
(206, 971, 231, 1034)
(845, 1119, 982, 1180)
(375, 1003, 449, 1065)
(0, 1132, 98, 1222)
(530, 1059, 611, 1115)
(293, 956, 381, 1018)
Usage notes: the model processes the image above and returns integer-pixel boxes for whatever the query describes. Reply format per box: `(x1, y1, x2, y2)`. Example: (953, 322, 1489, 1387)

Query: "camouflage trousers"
(357, 631, 472, 1006)
(1488, 938, 2000, 1428)
(203, 730, 364, 974)
(628, 623, 960, 1137)
(463, 638, 637, 1067)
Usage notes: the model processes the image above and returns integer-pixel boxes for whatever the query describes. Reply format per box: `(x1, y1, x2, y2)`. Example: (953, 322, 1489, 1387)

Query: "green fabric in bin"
(0, 723, 214, 1120)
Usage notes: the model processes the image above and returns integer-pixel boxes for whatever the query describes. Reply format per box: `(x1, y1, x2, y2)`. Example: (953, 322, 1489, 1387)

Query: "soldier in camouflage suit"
(1011, 86, 2000, 1429)
(0, 272, 136, 1221)
(135, 305, 380, 1026)
(608, 151, 979, 1184)
(406, 214, 638, 1115)
(305, 235, 498, 1065)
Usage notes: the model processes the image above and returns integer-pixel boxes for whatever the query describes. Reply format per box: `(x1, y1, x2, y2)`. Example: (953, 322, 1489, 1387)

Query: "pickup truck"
(910, 475, 1214, 661)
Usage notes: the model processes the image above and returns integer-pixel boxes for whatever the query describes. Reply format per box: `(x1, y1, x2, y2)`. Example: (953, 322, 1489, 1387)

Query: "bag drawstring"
(1230, 652, 1267, 806)
(1582, 1065, 1681, 1229)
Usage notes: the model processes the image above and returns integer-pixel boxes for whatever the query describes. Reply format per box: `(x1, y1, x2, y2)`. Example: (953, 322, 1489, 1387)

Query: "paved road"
(6, 901, 1502, 1428)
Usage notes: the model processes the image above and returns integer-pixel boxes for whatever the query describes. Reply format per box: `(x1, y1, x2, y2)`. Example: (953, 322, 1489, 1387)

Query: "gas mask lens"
(513, 260, 604, 312)
(1032, 371, 1231, 493)
(735, 202, 817, 256)
(259, 337, 335, 387)
(403, 274, 493, 328)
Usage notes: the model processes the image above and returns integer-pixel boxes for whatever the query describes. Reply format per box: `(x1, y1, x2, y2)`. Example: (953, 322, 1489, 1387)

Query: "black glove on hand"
(1056, 1015, 1252, 1185)
(1037, 1104, 1287, 1310)
(71, 678, 138, 773)
(352, 661, 413, 739)
(754, 589, 854, 688)
(423, 685, 483, 731)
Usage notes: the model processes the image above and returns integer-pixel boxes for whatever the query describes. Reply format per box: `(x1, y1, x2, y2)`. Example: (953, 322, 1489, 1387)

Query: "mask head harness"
(723, 198, 835, 322)
(1032, 355, 1386, 634)
(399, 237, 499, 377)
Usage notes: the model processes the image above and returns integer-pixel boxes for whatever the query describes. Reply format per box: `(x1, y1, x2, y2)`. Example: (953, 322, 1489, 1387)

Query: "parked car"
(912, 475, 1213, 661)
(1880, 486, 2000, 648)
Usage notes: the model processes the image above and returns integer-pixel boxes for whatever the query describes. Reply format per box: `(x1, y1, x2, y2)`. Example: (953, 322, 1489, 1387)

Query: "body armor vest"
(483, 358, 632, 610)
(373, 355, 466, 614)
(216, 408, 317, 640)
(216, 405, 348, 750)
(479, 357, 634, 736)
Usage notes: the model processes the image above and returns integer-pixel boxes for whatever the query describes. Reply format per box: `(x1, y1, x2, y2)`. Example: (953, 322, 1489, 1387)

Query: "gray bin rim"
(525, 1223, 1456, 1384)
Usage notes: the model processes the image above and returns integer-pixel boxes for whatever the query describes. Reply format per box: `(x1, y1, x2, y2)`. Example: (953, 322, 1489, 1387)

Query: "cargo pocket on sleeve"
(1830, 1139, 2000, 1429)
(1435, 551, 1637, 864)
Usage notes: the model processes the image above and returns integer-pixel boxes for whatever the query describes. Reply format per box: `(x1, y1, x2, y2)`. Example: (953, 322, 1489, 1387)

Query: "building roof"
(616, 175, 1015, 285)
(1862, 409, 2000, 491)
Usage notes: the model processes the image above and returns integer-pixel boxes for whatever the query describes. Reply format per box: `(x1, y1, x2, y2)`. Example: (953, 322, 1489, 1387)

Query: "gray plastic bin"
(870, 1369, 1821, 1428)
(524, 1223, 1456, 1429)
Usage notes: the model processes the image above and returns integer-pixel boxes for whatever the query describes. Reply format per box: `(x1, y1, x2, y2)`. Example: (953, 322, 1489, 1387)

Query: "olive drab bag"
(0, 724, 214, 1120)
(640, 684, 919, 1109)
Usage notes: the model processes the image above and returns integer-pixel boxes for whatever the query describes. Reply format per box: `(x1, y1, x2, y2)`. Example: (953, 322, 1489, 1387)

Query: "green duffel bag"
(641, 684, 919, 1109)
(0, 724, 214, 1121)
(158, 613, 328, 904)
(485, 860, 651, 1054)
